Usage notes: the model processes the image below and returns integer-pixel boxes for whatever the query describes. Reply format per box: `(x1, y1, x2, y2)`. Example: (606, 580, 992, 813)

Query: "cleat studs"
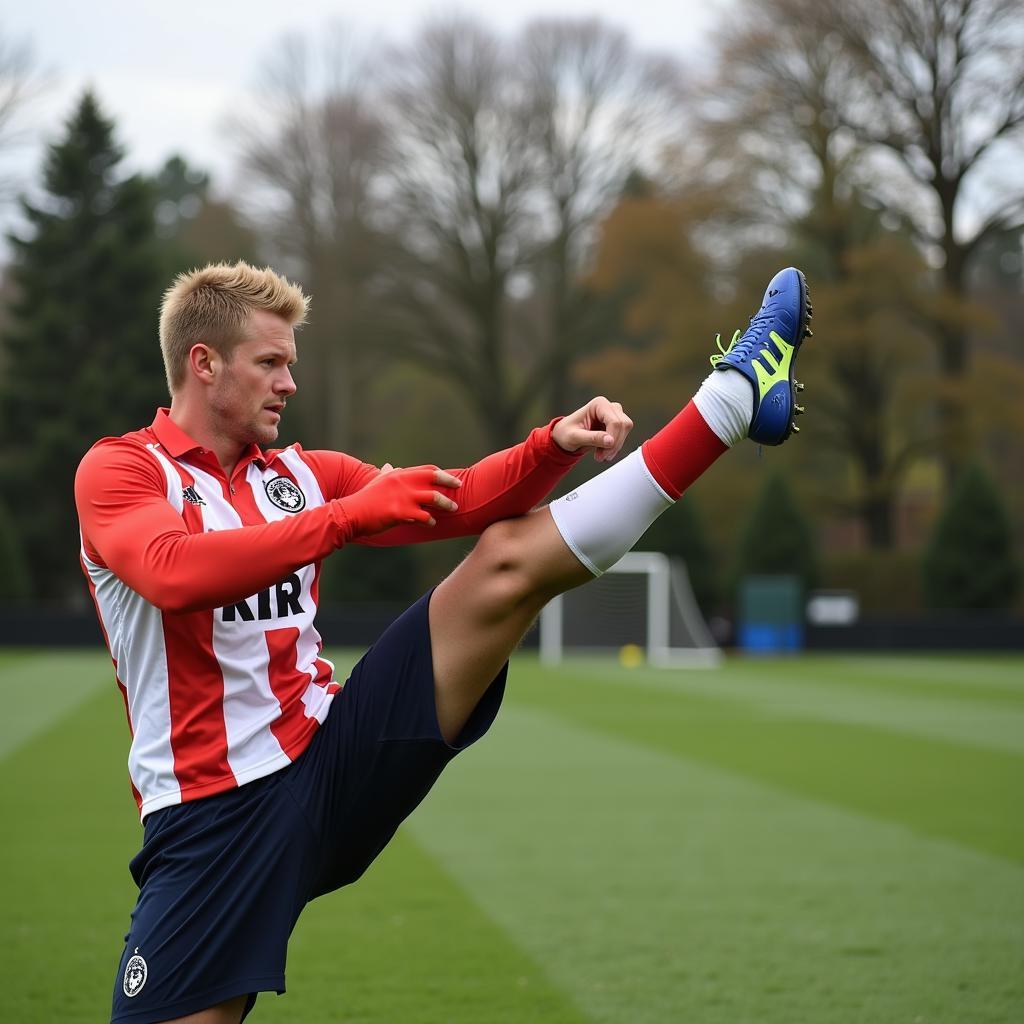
(794, 380, 805, 391)
(804, 328, 814, 338)
(795, 404, 806, 415)
(792, 423, 801, 433)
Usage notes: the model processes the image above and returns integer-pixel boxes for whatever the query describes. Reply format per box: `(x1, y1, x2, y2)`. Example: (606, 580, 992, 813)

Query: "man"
(76, 260, 813, 1023)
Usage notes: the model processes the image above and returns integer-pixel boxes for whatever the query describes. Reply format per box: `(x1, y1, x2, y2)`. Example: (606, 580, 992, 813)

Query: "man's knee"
(463, 514, 576, 616)
(469, 518, 536, 606)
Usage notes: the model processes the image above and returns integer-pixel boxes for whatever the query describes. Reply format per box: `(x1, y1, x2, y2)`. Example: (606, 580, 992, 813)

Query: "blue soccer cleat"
(709, 267, 813, 446)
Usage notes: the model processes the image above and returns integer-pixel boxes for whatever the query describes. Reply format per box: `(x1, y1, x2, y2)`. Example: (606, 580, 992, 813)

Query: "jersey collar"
(149, 408, 269, 469)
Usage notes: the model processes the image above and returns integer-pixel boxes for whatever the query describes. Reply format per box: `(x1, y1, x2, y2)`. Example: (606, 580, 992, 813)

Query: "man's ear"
(187, 343, 219, 385)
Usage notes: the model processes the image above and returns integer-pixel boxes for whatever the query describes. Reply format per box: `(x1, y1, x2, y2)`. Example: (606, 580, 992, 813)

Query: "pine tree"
(733, 473, 820, 597)
(0, 91, 166, 599)
(0, 498, 31, 602)
(922, 463, 1020, 610)
(637, 494, 718, 615)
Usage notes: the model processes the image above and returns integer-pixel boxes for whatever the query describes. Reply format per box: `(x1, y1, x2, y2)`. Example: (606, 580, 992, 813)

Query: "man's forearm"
(359, 419, 581, 547)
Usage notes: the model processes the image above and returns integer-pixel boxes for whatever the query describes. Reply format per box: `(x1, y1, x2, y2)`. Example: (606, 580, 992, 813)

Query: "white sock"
(692, 369, 754, 447)
(548, 448, 674, 577)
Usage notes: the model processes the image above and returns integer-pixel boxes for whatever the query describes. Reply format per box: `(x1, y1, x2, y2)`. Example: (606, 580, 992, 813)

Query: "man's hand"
(340, 465, 462, 535)
(552, 396, 634, 463)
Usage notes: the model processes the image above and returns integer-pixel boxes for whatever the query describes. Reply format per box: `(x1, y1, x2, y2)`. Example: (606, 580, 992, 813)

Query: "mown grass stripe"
(576, 656, 1024, 756)
(510, 656, 1024, 865)
(828, 654, 1024, 693)
(0, 649, 114, 762)
(738, 654, 1024, 708)
(411, 704, 1024, 1024)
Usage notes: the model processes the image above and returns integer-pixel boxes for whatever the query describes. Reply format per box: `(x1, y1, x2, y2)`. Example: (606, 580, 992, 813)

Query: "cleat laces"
(709, 329, 742, 368)
(709, 301, 784, 369)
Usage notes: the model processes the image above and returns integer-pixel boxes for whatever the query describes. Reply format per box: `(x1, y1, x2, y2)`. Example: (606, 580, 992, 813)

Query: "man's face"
(208, 309, 298, 448)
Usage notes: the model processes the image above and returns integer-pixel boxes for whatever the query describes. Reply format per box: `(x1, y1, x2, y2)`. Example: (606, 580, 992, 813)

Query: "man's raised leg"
(429, 267, 813, 742)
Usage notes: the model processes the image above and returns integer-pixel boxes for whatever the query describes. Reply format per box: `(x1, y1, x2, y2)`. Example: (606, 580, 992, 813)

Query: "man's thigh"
(428, 509, 590, 741)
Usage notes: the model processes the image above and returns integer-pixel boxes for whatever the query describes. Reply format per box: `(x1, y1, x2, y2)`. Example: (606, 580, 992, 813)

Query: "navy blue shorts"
(110, 591, 506, 1023)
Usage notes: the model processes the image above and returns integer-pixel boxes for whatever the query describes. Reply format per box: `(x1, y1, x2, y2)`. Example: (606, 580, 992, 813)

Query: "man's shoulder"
(76, 427, 166, 494)
(83, 424, 154, 456)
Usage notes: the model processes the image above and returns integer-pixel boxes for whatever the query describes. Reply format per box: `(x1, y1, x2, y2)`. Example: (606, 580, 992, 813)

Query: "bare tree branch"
(0, 28, 48, 204)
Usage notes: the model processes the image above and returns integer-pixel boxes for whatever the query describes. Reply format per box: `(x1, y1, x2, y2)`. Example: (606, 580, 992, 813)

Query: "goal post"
(539, 551, 721, 668)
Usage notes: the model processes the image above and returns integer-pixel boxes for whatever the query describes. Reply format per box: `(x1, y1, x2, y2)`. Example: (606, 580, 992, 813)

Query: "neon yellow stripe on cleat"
(752, 331, 795, 400)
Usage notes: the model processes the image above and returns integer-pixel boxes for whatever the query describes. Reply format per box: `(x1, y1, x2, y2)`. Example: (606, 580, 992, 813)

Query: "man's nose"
(276, 368, 297, 396)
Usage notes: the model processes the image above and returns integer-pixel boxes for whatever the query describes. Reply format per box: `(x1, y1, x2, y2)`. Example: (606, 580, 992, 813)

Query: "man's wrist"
(545, 417, 585, 461)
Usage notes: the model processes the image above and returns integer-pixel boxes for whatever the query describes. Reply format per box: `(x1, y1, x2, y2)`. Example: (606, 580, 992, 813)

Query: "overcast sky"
(5, 0, 727, 199)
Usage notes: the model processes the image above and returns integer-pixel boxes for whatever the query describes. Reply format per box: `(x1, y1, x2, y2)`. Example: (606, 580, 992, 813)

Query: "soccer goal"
(538, 551, 721, 668)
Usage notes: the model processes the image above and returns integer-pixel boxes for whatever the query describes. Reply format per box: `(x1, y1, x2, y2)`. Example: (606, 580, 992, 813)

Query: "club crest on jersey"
(123, 950, 147, 998)
(182, 485, 205, 505)
(265, 476, 306, 513)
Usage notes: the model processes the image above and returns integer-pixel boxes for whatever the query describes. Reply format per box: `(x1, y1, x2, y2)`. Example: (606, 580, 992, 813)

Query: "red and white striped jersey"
(76, 409, 580, 820)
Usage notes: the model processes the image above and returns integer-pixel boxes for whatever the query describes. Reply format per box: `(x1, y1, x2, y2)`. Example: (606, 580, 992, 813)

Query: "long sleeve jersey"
(76, 408, 581, 819)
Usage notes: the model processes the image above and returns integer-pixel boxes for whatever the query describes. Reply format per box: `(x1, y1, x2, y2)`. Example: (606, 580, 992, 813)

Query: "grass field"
(1, 649, 1022, 1023)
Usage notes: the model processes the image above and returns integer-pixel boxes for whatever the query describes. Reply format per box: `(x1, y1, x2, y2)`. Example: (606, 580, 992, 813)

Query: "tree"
(637, 495, 718, 615)
(376, 16, 688, 449)
(233, 31, 389, 451)
(695, 0, 970, 547)
(579, 185, 735, 418)
(698, 0, 864, 256)
(516, 18, 687, 417)
(0, 497, 30, 602)
(922, 462, 1020, 609)
(154, 154, 259, 272)
(828, 0, 1024, 477)
(0, 91, 166, 600)
(0, 27, 47, 205)
(376, 17, 539, 451)
(318, 543, 420, 604)
(733, 474, 820, 598)
(799, 227, 945, 547)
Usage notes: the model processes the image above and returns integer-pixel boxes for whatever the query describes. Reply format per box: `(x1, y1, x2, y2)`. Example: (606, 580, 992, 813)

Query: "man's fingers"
(413, 488, 458, 514)
(575, 429, 615, 450)
(433, 469, 462, 489)
(593, 401, 632, 462)
(431, 490, 459, 512)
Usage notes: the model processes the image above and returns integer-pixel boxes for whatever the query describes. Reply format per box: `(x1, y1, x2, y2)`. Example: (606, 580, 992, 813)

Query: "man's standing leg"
(430, 267, 813, 741)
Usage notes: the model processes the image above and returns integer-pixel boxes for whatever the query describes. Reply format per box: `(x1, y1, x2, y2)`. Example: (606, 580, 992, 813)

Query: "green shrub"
(318, 543, 421, 605)
(922, 462, 1020, 610)
(733, 473, 819, 599)
(0, 498, 32, 602)
(638, 494, 718, 614)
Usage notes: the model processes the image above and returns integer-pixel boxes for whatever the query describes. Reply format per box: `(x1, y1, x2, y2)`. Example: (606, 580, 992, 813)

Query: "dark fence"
(806, 613, 1024, 651)
(0, 606, 1019, 652)
(0, 603, 411, 649)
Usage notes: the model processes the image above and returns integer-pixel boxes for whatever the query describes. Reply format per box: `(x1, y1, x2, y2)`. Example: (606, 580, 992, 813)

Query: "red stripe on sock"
(641, 401, 729, 500)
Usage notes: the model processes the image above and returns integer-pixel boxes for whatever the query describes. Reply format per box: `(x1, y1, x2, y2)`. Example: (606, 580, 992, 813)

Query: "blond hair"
(159, 261, 310, 393)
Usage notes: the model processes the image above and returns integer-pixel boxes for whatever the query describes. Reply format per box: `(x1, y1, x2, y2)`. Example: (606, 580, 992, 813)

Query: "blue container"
(737, 576, 804, 653)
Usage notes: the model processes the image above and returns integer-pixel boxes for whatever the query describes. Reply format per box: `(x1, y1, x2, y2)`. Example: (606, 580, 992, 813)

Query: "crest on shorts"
(265, 476, 306, 513)
(123, 949, 148, 998)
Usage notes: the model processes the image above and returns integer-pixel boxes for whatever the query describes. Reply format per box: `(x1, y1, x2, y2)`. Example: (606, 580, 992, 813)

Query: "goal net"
(538, 551, 721, 668)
